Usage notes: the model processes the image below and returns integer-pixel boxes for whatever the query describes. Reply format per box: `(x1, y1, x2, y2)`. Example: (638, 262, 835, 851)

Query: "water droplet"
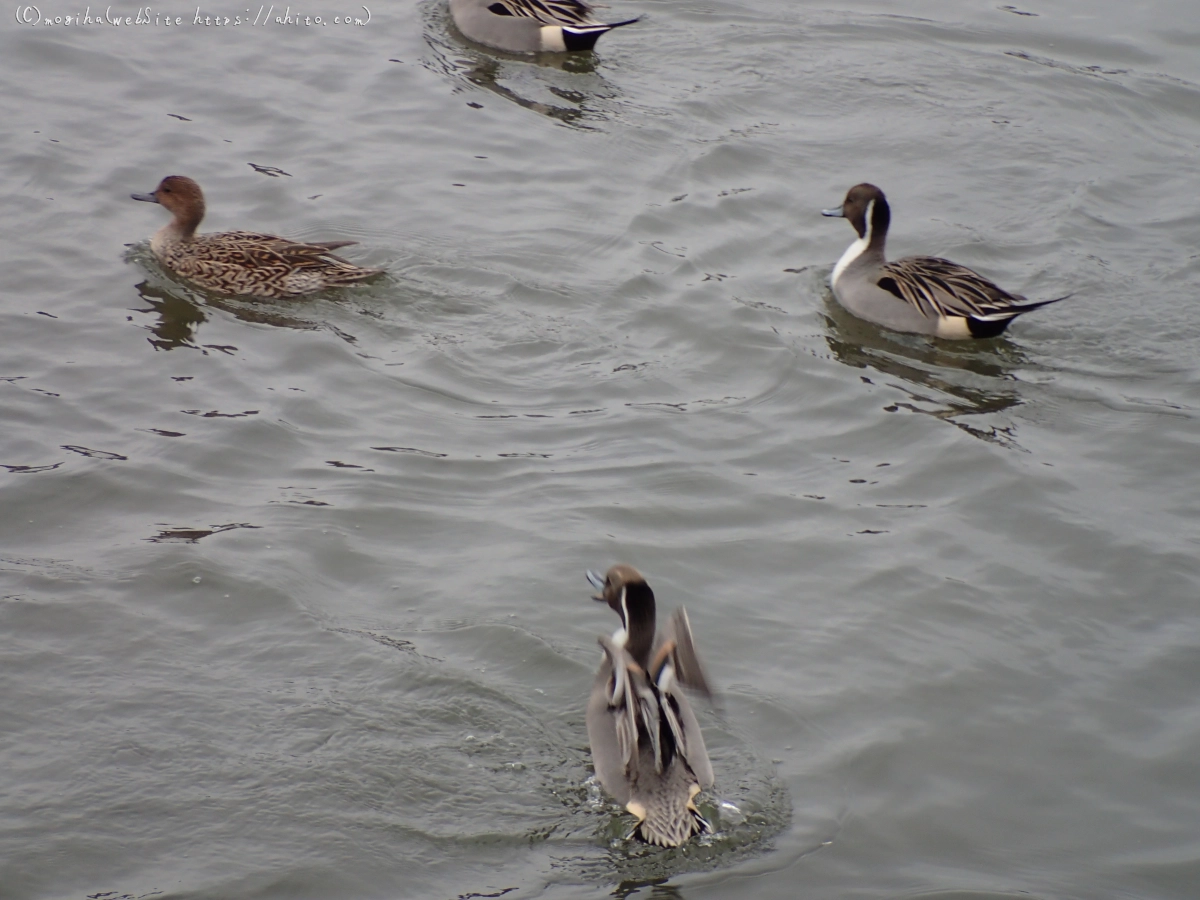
(192, 576, 202, 584)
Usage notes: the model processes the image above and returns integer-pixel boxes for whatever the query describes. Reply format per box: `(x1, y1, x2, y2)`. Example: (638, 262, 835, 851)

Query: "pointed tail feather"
(560, 17, 638, 50)
(977, 292, 1074, 321)
(326, 266, 385, 286)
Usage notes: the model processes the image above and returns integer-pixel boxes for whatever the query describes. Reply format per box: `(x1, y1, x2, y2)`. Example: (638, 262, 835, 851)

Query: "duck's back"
(586, 642, 713, 846)
(158, 231, 381, 298)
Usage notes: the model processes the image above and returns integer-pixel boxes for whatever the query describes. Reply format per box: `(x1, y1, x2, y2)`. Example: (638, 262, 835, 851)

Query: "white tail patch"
(539, 25, 566, 51)
(935, 316, 972, 339)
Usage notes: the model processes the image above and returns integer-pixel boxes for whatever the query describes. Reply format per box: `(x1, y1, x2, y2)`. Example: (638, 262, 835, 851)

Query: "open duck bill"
(586, 568, 606, 599)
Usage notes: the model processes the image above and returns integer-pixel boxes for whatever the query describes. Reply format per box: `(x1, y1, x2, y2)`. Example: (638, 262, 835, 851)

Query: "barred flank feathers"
(162, 232, 381, 298)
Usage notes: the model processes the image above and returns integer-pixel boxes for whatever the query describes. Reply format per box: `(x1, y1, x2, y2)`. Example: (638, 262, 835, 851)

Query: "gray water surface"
(2, 0, 1199, 898)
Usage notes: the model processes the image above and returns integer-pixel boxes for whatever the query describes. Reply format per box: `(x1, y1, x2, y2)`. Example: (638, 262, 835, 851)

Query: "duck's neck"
(621, 582, 657, 668)
(161, 206, 203, 241)
(833, 197, 889, 283)
(151, 216, 199, 256)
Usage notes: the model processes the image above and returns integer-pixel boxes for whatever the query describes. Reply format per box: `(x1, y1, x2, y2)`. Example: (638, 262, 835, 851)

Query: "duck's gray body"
(822, 183, 1069, 339)
(448, 0, 637, 53)
(584, 565, 714, 847)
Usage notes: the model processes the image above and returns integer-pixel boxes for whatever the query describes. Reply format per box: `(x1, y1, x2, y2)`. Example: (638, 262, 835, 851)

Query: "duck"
(131, 176, 383, 299)
(821, 183, 1069, 339)
(448, 0, 638, 54)
(584, 564, 715, 847)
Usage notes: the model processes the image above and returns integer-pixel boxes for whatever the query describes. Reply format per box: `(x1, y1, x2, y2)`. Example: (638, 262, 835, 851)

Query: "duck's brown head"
(132, 175, 206, 237)
(822, 182, 890, 243)
(586, 564, 657, 665)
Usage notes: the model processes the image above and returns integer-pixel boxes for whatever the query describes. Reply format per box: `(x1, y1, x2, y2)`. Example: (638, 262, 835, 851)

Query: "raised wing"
(596, 634, 641, 773)
(650, 607, 715, 788)
(655, 607, 714, 698)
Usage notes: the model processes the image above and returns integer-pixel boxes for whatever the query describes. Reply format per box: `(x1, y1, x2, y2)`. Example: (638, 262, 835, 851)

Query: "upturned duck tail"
(628, 781, 711, 848)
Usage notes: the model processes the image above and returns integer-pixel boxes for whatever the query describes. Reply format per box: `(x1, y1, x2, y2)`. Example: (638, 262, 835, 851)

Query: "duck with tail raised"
(449, 0, 638, 54)
(585, 564, 715, 847)
(131, 176, 383, 299)
(822, 183, 1069, 339)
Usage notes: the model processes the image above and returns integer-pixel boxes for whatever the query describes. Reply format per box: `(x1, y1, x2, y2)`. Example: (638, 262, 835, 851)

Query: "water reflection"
(820, 297, 1030, 448)
(134, 281, 206, 351)
(421, 1, 618, 127)
(132, 279, 322, 352)
(611, 879, 681, 900)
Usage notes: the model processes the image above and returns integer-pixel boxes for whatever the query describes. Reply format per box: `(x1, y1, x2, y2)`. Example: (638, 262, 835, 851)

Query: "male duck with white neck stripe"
(584, 564, 715, 847)
(822, 183, 1070, 339)
(449, 0, 638, 54)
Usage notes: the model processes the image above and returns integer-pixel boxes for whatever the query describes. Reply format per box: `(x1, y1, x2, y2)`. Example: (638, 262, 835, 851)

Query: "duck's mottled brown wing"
(170, 232, 380, 297)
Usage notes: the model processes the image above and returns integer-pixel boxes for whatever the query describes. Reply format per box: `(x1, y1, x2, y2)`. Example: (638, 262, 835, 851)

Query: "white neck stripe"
(615, 586, 630, 647)
(832, 198, 874, 285)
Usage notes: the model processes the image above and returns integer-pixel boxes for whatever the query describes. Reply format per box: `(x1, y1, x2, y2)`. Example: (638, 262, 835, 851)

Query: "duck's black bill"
(821, 207, 845, 217)
(131, 192, 159, 203)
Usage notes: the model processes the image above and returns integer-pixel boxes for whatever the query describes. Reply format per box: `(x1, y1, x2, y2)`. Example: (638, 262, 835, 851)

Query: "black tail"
(968, 293, 1073, 338)
(561, 17, 638, 51)
(1014, 292, 1073, 313)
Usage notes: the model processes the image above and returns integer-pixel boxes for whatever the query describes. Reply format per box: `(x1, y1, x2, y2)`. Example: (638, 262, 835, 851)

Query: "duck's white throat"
(612, 586, 629, 647)
(831, 198, 875, 286)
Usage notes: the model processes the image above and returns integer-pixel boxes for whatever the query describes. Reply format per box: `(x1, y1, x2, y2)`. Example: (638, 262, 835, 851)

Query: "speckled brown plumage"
(132, 176, 383, 299)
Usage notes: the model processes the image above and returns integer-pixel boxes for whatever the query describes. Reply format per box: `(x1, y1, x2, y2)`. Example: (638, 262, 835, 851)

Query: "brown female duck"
(131, 176, 382, 299)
